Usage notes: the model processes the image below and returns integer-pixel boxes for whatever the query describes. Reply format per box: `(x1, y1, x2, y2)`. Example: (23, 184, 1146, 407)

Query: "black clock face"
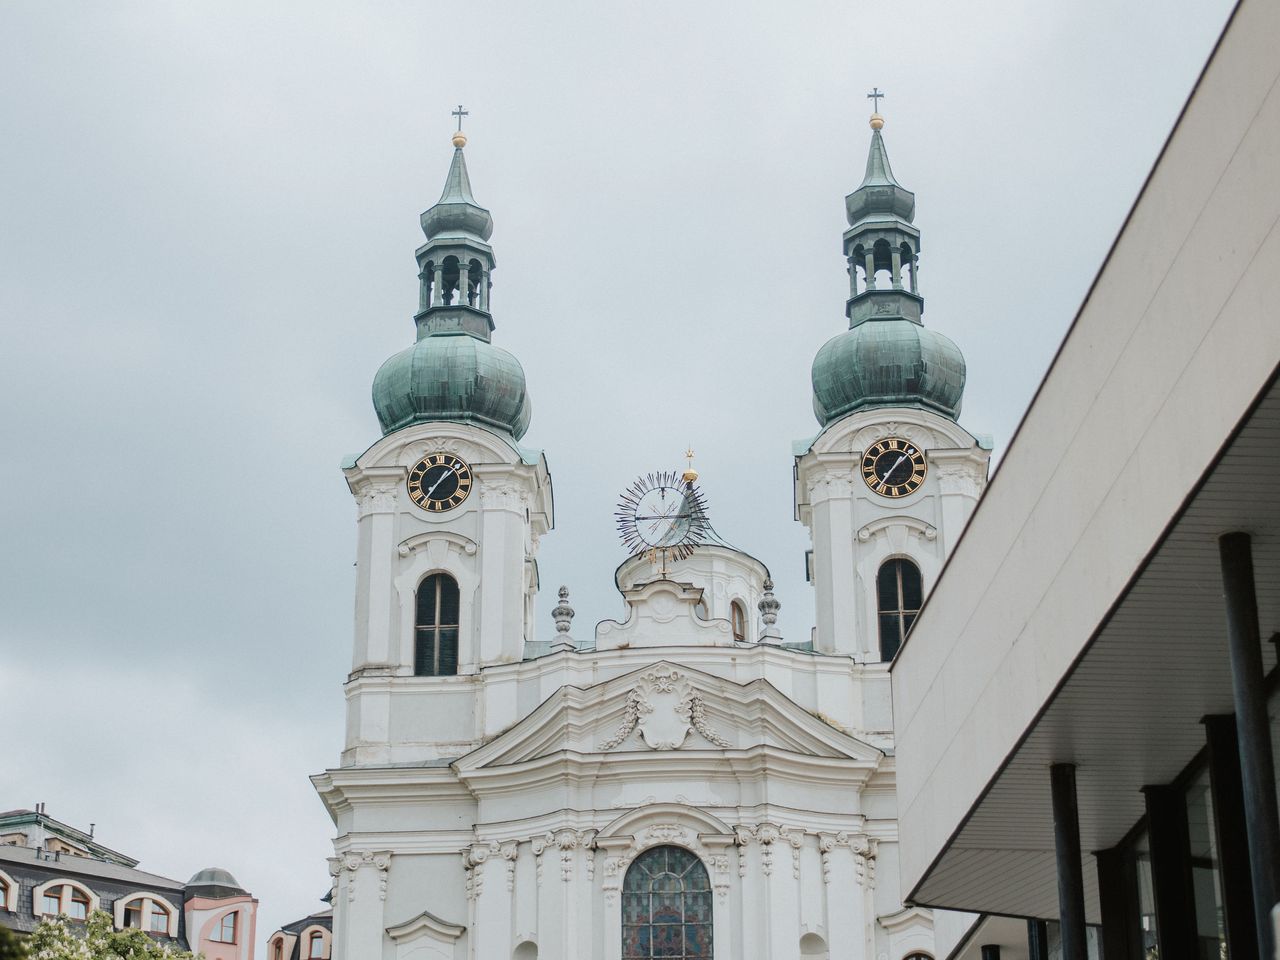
(862, 437, 927, 498)
(407, 454, 473, 512)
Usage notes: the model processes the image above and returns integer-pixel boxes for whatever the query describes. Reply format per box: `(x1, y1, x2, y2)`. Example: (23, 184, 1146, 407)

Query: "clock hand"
(879, 454, 909, 489)
(424, 469, 452, 499)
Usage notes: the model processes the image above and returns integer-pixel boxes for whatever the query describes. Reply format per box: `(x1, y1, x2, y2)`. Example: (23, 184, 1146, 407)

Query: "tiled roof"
(0, 844, 182, 889)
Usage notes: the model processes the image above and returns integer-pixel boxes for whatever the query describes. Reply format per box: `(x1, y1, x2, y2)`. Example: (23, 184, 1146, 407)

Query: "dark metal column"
(1219, 532, 1280, 960)
(1051, 763, 1088, 960)
(1026, 920, 1049, 960)
(1144, 785, 1197, 960)
(1204, 714, 1260, 960)
(980, 947, 1001, 960)
(1096, 846, 1141, 960)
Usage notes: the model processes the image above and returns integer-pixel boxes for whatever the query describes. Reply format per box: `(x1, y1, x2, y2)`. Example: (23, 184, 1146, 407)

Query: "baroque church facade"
(311, 111, 991, 960)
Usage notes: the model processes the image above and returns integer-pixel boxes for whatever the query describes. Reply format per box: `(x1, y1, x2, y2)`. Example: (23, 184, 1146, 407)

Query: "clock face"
(407, 454, 473, 512)
(615, 470, 710, 561)
(632, 486, 694, 547)
(861, 437, 927, 498)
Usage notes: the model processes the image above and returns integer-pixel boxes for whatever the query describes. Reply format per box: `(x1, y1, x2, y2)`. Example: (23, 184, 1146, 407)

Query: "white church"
(310, 109, 991, 960)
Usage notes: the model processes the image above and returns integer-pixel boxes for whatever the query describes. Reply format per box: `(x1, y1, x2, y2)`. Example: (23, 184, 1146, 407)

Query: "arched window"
(877, 558, 922, 661)
(35, 881, 97, 920)
(0, 871, 13, 912)
(68, 887, 90, 921)
(271, 937, 285, 960)
(149, 902, 171, 934)
(621, 846, 712, 959)
(308, 932, 325, 958)
(730, 601, 747, 641)
(415, 573, 460, 676)
(213, 911, 238, 944)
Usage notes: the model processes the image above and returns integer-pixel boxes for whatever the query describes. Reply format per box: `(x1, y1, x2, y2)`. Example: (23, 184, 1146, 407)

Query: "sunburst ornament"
(615, 469, 710, 563)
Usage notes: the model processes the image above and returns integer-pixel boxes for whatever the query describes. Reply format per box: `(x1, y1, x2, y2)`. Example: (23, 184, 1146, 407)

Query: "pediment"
(455, 661, 882, 773)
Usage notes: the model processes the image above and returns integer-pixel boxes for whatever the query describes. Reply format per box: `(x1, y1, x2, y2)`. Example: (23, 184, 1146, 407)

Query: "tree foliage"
(0, 925, 26, 960)
(25, 912, 200, 960)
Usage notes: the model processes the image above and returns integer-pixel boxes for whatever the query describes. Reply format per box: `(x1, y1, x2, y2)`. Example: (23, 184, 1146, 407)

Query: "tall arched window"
(730, 601, 747, 642)
(308, 932, 325, 958)
(415, 573, 460, 676)
(622, 846, 712, 959)
(877, 558, 922, 661)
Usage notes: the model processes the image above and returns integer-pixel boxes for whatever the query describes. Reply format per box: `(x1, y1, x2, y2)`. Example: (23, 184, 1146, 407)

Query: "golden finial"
(867, 87, 885, 130)
(682, 447, 699, 484)
(451, 104, 469, 148)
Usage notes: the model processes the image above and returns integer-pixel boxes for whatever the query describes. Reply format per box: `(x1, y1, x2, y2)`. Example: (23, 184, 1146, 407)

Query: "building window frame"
(730, 600, 747, 642)
(298, 923, 330, 959)
(211, 909, 238, 944)
(114, 892, 178, 937)
(31, 879, 99, 921)
(0, 869, 16, 912)
(876, 557, 923, 661)
(414, 572, 460, 676)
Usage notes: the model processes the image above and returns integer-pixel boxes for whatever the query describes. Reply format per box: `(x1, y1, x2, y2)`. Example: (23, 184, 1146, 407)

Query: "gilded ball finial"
(452, 131, 468, 148)
(682, 446, 699, 484)
(869, 113, 884, 131)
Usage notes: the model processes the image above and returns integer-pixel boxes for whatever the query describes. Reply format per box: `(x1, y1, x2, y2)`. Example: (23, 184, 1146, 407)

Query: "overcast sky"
(0, 0, 1237, 944)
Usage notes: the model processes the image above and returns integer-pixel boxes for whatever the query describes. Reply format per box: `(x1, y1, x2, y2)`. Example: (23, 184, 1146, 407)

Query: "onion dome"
(373, 332, 531, 438)
(186, 867, 246, 899)
(811, 107, 966, 426)
(812, 319, 965, 423)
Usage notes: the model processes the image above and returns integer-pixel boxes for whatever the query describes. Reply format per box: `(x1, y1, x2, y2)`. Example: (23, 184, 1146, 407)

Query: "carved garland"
(597, 670, 731, 750)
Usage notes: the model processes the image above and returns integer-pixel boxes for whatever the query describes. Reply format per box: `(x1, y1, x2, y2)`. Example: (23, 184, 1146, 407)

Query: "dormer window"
(309, 932, 325, 958)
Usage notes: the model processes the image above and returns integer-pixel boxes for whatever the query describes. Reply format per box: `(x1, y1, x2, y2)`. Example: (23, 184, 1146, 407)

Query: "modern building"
(0, 806, 258, 959)
(890, 1, 1280, 959)
(311, 107, 989, 958)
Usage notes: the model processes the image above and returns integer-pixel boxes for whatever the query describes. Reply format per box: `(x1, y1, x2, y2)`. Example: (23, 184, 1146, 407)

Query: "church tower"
(339, 125, 553, 768)
(795, 109, 990, 732)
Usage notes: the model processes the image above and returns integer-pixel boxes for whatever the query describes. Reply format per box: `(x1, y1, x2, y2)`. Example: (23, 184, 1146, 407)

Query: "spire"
(370, 112, 534, 441)
(809, 98, 967, 427)
(436, 145, 480, 207)
(842, 104, 921, 325)
(414, 111, 497, 341)
(846, 115, 916, 227)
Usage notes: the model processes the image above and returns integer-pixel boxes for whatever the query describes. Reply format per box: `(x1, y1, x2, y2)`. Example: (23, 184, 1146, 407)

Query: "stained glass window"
(621, 845, 713, 959)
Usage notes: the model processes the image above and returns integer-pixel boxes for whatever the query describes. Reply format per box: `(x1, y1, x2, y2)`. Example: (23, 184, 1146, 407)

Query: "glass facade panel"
(1185, 768, 1226, 959)
(621, 846, 713, 959)
(1134, 831, 1158, 957)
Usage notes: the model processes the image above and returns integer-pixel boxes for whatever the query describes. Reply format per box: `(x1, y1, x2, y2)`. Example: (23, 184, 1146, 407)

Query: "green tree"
(26, 912, 200, 960)
(0, 925, 26, 960)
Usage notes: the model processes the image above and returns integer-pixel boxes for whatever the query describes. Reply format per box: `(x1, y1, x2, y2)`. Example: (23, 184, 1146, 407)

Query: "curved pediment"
(454, 660, 883, 776)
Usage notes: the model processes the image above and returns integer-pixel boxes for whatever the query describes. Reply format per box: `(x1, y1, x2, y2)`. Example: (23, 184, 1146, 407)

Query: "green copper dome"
(812, 318, 965, 424)
(373, 332, 531, 439)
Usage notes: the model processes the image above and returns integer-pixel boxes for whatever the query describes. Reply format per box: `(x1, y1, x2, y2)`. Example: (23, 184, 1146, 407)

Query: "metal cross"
(452, 104, 469, 131)
(866, 87, 885, 112)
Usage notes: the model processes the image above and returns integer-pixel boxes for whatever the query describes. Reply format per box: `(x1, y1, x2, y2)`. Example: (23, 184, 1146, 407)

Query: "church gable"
(457, 661, 882, 772)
